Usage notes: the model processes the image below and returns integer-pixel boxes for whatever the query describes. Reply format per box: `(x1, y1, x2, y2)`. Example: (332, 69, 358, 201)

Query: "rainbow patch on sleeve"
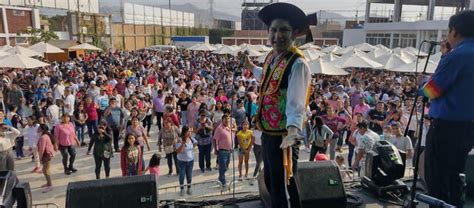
(422, 79, 442, 99)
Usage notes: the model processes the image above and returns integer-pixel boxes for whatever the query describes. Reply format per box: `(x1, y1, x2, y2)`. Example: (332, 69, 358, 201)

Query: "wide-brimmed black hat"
(258, 2, 315, 36)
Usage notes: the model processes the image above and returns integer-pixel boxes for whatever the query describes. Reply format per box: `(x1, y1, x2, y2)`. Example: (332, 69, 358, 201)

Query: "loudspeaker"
(257, 170, 272, 208)
(365, 141, 406, 186)
(13, 182, 32, 208)
(465, 148, 474, 197)
(295, 161, 347, 208)
(0, 171, 18, 208)
(66, 175, 158, 208)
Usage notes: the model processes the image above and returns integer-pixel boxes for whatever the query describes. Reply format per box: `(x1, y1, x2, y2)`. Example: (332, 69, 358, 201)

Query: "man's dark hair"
(449, 10, 474, 38)
(356, 121, 369, 129)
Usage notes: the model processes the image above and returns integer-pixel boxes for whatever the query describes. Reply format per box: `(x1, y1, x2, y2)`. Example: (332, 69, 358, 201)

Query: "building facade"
(0, 5, 40, 46)
(343, 0, 471, 49)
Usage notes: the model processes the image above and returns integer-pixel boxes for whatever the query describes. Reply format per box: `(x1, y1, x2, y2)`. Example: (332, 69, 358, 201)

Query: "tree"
(23, 28, 59, 44)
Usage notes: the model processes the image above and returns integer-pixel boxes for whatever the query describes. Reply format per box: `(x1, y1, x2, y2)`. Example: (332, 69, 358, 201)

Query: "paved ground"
(15, 124, 428, 207)
(15, 124, 278, 207)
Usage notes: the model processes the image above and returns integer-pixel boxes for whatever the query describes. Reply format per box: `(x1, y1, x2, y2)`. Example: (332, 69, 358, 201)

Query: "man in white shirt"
(53, 79, 65, 101)
(386, 123, 413, 159)
(46, 98, 60, 129)
(63, 89, 75, 116)
(352, 121, 379, 176)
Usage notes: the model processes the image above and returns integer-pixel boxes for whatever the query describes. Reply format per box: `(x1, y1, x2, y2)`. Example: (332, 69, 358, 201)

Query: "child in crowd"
(120, 134, 143, 176)
(145, 153, 161, 179)
(37, 124, 55, 193)
(236, 120, 254, 180)
(336, 155, 351, 180)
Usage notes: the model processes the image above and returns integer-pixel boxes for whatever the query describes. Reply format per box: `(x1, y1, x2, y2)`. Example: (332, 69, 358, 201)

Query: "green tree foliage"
(23, 28, 59, 44)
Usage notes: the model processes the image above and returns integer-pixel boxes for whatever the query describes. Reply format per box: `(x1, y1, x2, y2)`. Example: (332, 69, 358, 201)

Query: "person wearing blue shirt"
(175, 126, 196, 196)
(421, 10, 474, 207)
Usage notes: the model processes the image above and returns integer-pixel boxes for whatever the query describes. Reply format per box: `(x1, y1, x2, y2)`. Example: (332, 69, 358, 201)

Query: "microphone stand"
(404, 42, 437, 208)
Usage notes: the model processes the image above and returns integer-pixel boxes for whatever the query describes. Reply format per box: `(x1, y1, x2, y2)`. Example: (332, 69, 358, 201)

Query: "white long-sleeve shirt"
(0, 127, 21, 152)
(253, 56, 311, 132)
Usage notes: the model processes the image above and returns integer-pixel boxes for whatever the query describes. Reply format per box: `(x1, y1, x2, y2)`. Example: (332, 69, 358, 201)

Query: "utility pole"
(77, 0, 82, 42)
(169, 0, 171, 10)
(121, 0, 125, 49)
(356, 10, 359, 23)
(209, 0, 214, 28)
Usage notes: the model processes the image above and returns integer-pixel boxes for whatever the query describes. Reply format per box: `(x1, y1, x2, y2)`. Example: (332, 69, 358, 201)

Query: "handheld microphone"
(426, 41, 441, 46)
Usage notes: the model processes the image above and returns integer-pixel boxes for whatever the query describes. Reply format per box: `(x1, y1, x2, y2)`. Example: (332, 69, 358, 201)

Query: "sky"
(143, 0, 455, 20)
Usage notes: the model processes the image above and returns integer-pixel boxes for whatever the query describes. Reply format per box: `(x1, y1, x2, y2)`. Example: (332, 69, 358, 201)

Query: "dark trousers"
(425, 119, 474, 207)
(166, 151, 179, 174)
(253, 144, 263, 177)
(59, 145, 76, 171)
(347, 142, 355, 168)
(309, 144, 326, 161)
(142, 115, 152, 134)
(156, 112, 164, 130)
(198, 143, 212, 171)
(14, 137, 24, 158)
(110, 125, 121, 152)
(76, 125, 85, 143)
(87, 120, 98, 143)
(93, 155, 111, 179)
(262, 133, 301, 208)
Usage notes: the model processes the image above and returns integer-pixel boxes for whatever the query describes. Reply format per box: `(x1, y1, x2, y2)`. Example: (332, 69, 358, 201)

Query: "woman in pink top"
(214, 89, 228, 103)
(145, 153, 161, 180)
(85, 96, 99, 142)
(187, 95, 201, 127)
(37, 124, 55, 193)
(54, 114, 80, 175)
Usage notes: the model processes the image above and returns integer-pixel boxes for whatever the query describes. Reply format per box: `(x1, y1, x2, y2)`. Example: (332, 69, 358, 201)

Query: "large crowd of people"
(0, 47, 421, 194)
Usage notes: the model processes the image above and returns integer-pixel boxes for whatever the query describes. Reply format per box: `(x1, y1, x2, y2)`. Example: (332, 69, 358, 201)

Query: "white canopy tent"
(308, 59, 349, 75)
(388, 59, 438, 73)
(331, 54, 383, 69)
(354, 43, 376, 52)
(69, 43, 103, 51)
(320, 53, 340, 62)
(303, 48, 326, 61)
(393, 49, 417, 62)
(299, 42, 321, 50)
(212, 45, 236, 55)
(255, 45, 272, 51)
(190, 44, 216, 51)
(333, 46, 355, 55)
(30, 42, 64, 54)
(233, 47, 263, 57)
(367, 47, 392, 59)
(374, 44, 390, 50)
(321, 45, 343, 53)
(0, 54, 49, 69)
(7, 46, 43, 57)
(375, 53, 413, 69)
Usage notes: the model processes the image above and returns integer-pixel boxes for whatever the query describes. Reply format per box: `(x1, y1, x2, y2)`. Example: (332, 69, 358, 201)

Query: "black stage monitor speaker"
(0, 171, 18, 208)
(365, 141, 406, 186)
(13, 182, 32, 208)
(296, 161, 347, 208)
(465, 148, 474, 197)
(66, 175, 158, 208)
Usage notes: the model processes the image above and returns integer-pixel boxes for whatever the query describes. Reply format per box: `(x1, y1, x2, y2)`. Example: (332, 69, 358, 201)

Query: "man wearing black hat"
(245, 3, 313, 208)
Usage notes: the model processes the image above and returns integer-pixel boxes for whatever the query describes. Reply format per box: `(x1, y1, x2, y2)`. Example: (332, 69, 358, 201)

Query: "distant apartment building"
(343, 0, 472, 49)
(221, 30, 268, 45)
(0, 5, 40, 46)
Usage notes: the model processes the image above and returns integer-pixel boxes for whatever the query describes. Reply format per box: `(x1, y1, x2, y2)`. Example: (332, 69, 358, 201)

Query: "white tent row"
(0, 54, 49, 69)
